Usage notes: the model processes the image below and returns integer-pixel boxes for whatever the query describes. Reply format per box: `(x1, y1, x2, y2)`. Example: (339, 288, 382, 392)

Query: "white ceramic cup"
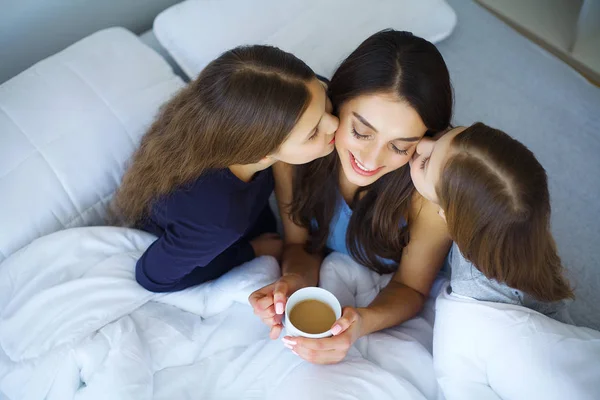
(284, 287, 342, 339)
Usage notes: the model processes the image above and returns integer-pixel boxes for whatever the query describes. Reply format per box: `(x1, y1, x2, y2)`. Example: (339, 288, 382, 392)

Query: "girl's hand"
(282, 307, 364, 364)
(248, 273, 309, 339)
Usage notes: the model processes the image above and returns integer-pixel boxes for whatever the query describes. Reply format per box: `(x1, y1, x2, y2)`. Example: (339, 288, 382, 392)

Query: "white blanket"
(433, 286, 600, 400)
(0, 227, 440, 400)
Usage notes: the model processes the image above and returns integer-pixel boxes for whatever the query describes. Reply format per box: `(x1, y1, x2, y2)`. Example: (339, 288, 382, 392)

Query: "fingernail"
(275, 303, 284, 314)
(283, 343, 294, 350)
(282, 338, 297, 346)
(331, 325, 342, 335)
(292, 350, 299, 356)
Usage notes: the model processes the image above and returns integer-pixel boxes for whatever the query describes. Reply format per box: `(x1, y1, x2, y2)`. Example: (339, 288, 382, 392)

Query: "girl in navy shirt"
(113, 45, 338, 292)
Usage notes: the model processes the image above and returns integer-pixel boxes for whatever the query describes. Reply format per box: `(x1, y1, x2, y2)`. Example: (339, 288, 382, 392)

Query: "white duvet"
(0, 227, 440, 400)
(434, 286, 600, 400)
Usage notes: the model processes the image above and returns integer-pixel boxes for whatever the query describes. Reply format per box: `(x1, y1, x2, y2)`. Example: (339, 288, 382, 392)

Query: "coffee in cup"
(284, 287, 342, 338)
(288, 299, 336, 334)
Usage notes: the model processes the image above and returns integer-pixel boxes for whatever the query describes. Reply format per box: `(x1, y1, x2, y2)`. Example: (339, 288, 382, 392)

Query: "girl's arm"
(274, 161, 322, 287)
(248, 161, 323, 338)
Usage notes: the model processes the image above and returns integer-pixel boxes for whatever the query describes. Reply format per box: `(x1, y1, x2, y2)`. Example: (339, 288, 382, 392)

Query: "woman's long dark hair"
(290, 30, 453, 273)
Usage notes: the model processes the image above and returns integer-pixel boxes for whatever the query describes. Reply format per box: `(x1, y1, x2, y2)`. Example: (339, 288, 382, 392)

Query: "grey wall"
(0, 0, 182, 83)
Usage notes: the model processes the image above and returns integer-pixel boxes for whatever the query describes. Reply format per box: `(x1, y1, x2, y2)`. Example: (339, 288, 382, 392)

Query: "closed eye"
(308, 128, 319, 141)
(391, 144, 409, 155)
(352, 127, 370, 140)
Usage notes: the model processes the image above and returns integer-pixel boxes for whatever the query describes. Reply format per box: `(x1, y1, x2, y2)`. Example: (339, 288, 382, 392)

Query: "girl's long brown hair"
(439, 123, 573, 302)
(112, 45, 315, 226)
(290, 30, 453, 274)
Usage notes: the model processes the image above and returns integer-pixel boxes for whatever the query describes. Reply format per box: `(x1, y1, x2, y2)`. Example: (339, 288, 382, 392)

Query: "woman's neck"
(338, 166, 359, 205)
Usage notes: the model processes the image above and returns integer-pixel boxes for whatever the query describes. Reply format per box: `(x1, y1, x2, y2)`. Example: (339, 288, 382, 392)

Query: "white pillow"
(0, 27, 185, 263)
(154, 0, 457, 78)
(433, 286, 600, 400)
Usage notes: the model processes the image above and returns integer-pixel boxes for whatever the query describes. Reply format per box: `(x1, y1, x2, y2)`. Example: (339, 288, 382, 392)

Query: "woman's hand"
(248, 273, 309, 339)
(282, 306, 364, 364)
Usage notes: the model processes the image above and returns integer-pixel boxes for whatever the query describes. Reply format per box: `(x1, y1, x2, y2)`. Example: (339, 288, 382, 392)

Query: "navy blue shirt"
(136, 167, 275, 292)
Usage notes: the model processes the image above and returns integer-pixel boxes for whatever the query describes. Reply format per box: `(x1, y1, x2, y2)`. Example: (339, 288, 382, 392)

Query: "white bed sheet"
(0, 227, 440, 400)
(434, 285, 600, 400)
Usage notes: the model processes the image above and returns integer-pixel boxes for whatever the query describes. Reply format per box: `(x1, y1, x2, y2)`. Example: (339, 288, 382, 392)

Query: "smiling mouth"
(349, 152, 384, 176)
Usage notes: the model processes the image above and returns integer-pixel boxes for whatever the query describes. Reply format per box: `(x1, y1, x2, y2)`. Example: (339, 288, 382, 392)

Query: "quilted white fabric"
(153, 0, 457, 78)
(434, 285, 600, 400)
(0, 229, 439, 400)
(0, 27, 185, 263)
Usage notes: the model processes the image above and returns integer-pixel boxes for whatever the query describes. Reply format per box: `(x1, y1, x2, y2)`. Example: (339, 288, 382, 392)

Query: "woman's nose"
(360, 143, 384, 169)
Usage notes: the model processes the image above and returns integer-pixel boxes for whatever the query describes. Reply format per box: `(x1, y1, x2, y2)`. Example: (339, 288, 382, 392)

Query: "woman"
(250, 30, 453, 364)
(113, 44, 338, 293)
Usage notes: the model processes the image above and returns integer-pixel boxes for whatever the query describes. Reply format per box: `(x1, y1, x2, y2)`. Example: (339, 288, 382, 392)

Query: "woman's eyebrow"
(353, 112, 420, 142)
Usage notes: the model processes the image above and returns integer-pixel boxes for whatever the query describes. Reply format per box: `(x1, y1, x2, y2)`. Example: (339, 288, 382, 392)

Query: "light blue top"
(323, 196, 401, 269)
(324, 196, 353, 256)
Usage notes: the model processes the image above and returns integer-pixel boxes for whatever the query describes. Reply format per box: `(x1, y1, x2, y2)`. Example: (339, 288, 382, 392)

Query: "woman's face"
(273, 78, 339, 165)
(334, 93, 427, 187)
(409, 126, 466, 204)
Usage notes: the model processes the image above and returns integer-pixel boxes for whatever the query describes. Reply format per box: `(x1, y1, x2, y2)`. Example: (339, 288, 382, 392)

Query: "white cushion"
(433, 286, 600, 400)
(0, 27, 185, 263)
(154, 0, 457, 78)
